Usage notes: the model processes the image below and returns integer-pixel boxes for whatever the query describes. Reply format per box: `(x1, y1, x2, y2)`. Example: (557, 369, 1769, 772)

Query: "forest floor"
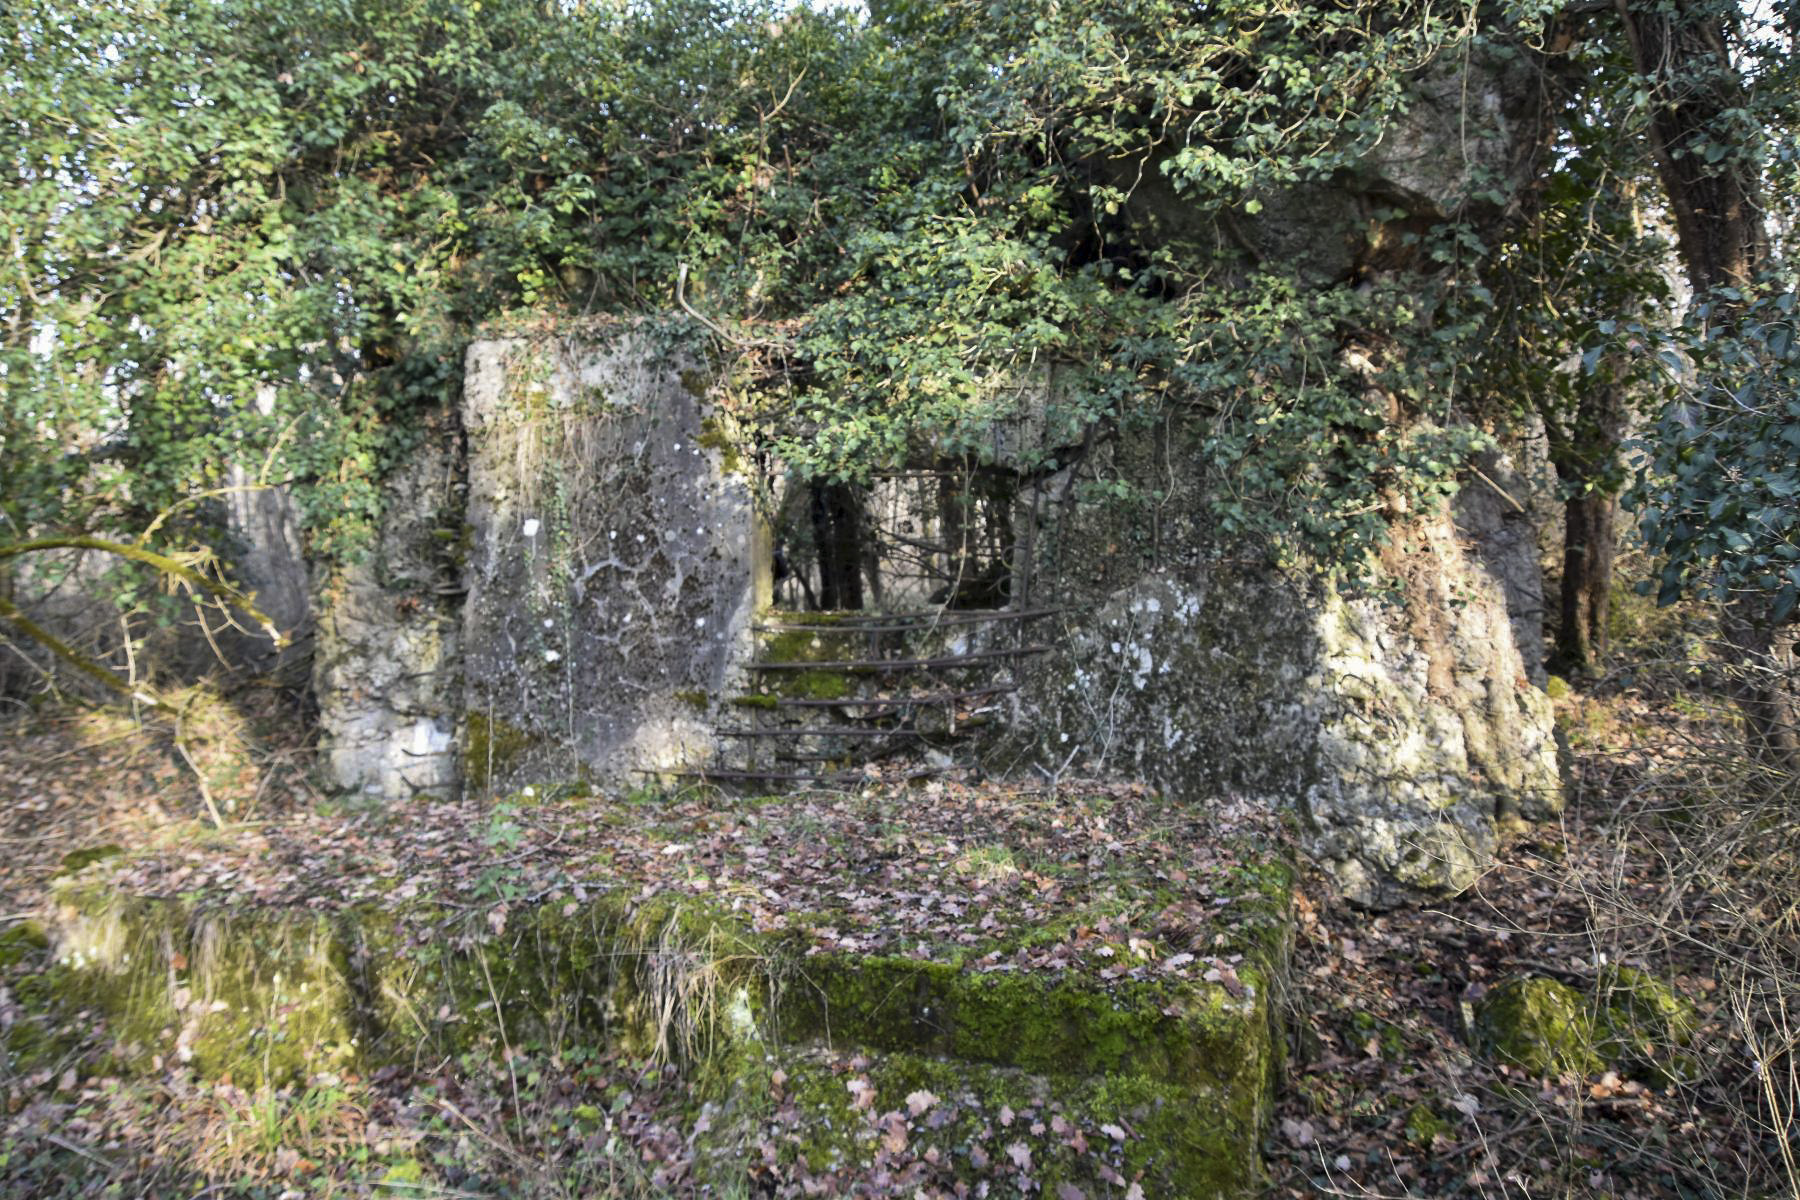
(0, 656, 1793, 1199)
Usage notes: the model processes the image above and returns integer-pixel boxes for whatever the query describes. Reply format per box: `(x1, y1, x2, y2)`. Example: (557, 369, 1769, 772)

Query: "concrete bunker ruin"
(311, 323, 1561, 906)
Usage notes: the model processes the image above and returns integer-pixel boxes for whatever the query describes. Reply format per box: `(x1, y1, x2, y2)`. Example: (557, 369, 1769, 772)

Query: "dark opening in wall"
(769, 464, 1023, 612)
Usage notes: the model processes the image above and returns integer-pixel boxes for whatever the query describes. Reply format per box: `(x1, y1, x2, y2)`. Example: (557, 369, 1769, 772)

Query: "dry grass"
(1574, 707, 1800, 1196)
(1269, 592, 1799, 1200)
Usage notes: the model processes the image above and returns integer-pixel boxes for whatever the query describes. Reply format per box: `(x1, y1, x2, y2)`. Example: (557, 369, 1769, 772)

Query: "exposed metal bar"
(716, 726, 930, 738)
(753, 606, 1064, 633)
(864, 469, 997, 478)
(732, 685, 1015, 709)
(746, 645, 1050, 673)
(645, 765, 967, 785)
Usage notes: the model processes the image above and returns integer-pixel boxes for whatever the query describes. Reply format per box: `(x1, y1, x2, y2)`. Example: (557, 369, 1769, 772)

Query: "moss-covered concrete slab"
(38, 784, 1291, 1196)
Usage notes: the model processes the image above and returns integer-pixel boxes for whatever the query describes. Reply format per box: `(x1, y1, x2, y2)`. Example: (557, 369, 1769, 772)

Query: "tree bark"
(1556, 489, 1617, 677)
(1720, 604, 1800, 770)
(1545, 376, 1627, 678)
(938, 472, 971, 596)
(1614, 1, 1769, 293)
(1616, 0, 1797, 771)
(810, 482, 864, 611)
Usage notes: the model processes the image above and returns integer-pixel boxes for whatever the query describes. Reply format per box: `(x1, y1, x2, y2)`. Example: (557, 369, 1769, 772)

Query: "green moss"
(1544, 675, 1572, 700)
(1475, 976, 1602, 1076)
(43, 838, 1291, 1197)
(674, 689, 711, 710)
(749, 626, 871, 701)
(760, 609, 853, 627)
(380, 1158, 426, 1185)
(775, 1047, 1264, 1197)
(694, 418, 743, 475)
(1344, 1009, 1407, 1060)
(1595, 965, 1697, 1084)
(1, 922, 72, 1071)
(1404, 1103, 1451, 1146)
(761, 628, 848, 663)
(370, 895, 628, 1063)
(782, 670, 856, 700)
(0, 921, 48, 969)
(47, 889, 362, 1084)
(465, 713, 536, 789)
(1597, 966, 1694, 1039)
(730, 693, 779, 710)
(678, 368, 713, 399)
(55, 845, 123, 877)
(780, 952, 1274, 1093)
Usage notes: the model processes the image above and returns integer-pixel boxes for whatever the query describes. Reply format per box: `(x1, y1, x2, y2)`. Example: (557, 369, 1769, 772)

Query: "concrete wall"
(1012, 414, 1561, 908)
(458, 331, 758, 791)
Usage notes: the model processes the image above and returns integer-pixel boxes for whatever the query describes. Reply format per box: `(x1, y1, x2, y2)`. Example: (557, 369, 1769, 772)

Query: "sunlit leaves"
(1629, 289, 1800, 618)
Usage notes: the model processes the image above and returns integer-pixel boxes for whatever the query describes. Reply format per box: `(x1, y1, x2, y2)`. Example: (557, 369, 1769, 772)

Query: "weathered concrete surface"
(1355, 42, 1550, 220)
(312, 407, 465, 799)
(45, 811, 1291, 1197)
(1016, 415, 1561, 908)
(1002, 39, 1562, 905)
(302, 37, 1562, 898)
(218, 386, 312, 677)
(1454, 445, 1553, 688)
(310, 327, 757, 800)
(460, 330, 756, 791)
(222, 474, 310, 677)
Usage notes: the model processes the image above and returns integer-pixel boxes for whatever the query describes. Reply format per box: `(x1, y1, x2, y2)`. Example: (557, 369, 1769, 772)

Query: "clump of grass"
(1540, 621, 1800, 1198)
(632, 904, 768, 1070)
(953, 845, 1019, 883)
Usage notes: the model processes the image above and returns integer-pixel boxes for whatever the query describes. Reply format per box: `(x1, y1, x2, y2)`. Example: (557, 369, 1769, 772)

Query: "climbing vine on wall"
(3, 0, 1795, 612)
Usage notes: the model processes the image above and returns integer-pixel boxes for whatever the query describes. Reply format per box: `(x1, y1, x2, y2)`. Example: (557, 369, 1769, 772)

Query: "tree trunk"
(1616, 0, 1796, 771)
(1556, 489, 1617, 678)
(1719, 604, 1800, 769)
(1614, 1, 1769, 293)
(938, 472, 971, 594)
(1545, 377, 1627, 679)
(810, 482, 864, 611)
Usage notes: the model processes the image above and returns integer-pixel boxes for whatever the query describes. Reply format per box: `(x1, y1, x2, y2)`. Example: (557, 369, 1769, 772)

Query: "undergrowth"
(1270, 593, 1799, 1200)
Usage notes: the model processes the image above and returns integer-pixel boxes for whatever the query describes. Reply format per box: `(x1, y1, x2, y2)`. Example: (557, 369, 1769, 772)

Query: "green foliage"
(1476, 40, 1675, 494)
(769, 0, 1564, 570)
(4, 0, 1792, 613)
(3, 0, 835, 568)
(2, 0, 1572, 592)
(1628, 288, 1800, 620)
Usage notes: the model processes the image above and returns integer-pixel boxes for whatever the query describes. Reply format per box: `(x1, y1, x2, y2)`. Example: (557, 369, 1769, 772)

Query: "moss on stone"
(45, 840, 1290, 1195)
(759, 627, 862, 663)
(47, 886, 362, 1084)
(55, 845, 124, 877)
(753, 626, 866, 701)
(774, 1047, 1265, 1197)
(778, 669, 856, 701)
(366, 895, 629, 1064)
(1597, 965, 1694, 1040)
(1475, 976, 1602, 1076)
(0, 920, 48, 969)
(0, 922, 67, 1071)
(780, 950, 1275, 1095)
(465, 713, 535, 789)
(678, 368, 713, 399)
(760, 609, 853, 627)
(1470, 967, 1694, 1085)
(1404, 1103, 1451, 1146)
(1595, 965, 1697, 1084)
(379, 1158, 427, 1186)
(694, 418, 743, 475)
